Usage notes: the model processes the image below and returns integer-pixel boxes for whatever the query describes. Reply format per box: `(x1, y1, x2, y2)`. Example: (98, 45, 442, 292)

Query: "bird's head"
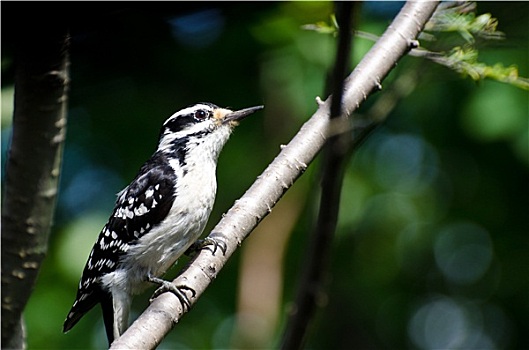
(157, 102, 263, 155)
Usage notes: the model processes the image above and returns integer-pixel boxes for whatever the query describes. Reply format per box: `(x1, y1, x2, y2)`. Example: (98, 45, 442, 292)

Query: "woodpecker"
(63, 102, 263, 344)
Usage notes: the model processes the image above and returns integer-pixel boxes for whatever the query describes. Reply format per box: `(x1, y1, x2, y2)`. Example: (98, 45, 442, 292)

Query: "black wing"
(63, 153, 177, 332)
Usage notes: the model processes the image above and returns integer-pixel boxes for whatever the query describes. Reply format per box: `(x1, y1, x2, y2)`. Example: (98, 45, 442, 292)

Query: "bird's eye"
(194, 110, 208, 120)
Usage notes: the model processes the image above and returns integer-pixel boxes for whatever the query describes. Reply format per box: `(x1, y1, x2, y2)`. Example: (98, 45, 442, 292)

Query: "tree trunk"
(1, 17, 69, 348)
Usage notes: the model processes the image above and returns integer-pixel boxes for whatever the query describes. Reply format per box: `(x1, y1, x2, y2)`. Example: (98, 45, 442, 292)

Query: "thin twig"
(279, 2, 355, 349)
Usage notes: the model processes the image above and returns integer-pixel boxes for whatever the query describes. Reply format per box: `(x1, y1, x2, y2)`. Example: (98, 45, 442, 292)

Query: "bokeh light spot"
(168, 9, 224, 49)
(434, 221, 493, 285)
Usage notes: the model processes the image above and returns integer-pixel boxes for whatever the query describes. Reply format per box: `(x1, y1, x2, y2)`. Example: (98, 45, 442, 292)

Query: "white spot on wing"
(134, 203, 149, 216)
(124, 207, 134, 219)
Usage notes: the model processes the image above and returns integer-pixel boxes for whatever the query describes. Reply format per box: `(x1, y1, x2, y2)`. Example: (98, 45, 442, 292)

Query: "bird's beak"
(222, 105, 264, 125)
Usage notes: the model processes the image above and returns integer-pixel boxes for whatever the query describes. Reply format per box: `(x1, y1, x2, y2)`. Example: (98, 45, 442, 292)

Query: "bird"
(63, 102, 263, 345)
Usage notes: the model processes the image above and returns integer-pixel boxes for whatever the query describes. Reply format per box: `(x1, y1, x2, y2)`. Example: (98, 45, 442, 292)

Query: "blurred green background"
(2, 2, 528, 349)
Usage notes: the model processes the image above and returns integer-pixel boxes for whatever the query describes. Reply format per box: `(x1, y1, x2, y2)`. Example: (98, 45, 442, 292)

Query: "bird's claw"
(185, 236, 227, 257)
(148, 276, 196, 311)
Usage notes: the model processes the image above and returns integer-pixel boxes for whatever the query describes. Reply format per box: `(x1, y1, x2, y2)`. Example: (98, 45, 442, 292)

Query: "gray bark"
(1, 25, 69, 349)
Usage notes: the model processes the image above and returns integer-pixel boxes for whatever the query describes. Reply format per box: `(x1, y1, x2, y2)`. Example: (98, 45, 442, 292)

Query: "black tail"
(100, 294, 115, 345)
(63, 290, 99, 334)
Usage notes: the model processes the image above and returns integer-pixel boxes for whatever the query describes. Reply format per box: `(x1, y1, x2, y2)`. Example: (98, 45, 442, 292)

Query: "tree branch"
(110, 1, 439, 348)
(280, 2, 356, 349)
(1, 22, 69, 348)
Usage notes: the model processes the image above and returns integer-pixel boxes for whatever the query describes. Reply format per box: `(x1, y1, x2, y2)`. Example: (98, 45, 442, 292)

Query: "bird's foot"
(147, 275, 196, 311)
(185, 236, 227, 257)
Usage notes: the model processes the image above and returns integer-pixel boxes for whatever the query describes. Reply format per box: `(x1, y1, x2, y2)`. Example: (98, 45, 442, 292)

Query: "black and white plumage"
(63, 102, 263, 344)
